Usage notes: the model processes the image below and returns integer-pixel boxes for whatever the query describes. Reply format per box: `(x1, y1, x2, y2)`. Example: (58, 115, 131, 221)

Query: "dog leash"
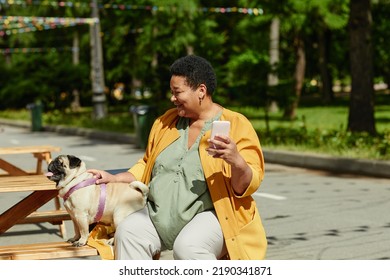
(63, 177, 106, 223)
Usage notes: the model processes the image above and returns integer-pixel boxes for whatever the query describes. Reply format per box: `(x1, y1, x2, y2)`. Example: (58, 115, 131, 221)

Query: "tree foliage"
(0, 0, 388, 135)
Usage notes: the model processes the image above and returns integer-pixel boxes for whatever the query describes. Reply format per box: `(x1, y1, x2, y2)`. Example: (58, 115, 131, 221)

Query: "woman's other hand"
(87, 169, 116, 184)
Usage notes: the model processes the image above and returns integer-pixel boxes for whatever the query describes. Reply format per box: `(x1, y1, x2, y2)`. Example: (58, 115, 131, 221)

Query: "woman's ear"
(198, 83, 207, 99)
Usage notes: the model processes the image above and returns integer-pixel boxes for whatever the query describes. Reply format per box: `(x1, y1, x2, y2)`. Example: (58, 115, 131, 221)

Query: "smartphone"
(210, 120, 230, 139)
(209, 121, 230, 155)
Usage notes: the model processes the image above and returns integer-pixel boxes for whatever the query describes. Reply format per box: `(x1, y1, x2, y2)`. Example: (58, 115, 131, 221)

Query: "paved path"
(257, 164, 390, 260)
(1, 124, 389, 260)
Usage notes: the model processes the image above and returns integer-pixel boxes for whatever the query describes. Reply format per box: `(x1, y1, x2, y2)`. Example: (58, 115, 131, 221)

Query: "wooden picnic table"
(0, 174, 60, 235)
(0, 145, 61, 176)
(0, 145, 100, 260)
(0, 175, 97, 260)
(0, 145, 67, 237)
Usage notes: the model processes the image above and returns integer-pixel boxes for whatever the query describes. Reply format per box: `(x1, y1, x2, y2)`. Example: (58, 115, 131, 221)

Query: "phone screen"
(210, 121, 230, 139)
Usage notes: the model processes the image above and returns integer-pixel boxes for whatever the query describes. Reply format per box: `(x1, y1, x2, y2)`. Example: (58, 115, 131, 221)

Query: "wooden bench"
(0, 242, 98, 260)
(16, 209, 71, 225)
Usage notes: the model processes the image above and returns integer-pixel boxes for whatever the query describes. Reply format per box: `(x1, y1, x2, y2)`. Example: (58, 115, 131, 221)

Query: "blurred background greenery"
(0, 0, 389, 160)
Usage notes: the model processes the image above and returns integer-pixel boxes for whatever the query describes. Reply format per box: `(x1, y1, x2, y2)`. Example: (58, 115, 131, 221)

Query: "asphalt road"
(1, 124, 389, 260)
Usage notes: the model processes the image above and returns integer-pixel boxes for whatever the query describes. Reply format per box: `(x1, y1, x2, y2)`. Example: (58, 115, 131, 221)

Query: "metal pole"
(90, 0, 106, 119)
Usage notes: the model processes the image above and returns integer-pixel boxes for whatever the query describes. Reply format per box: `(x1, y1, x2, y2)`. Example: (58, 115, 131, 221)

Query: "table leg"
(0, 158, 29, 176)
(54, 196, 67, 238)
(0, 190, 58, 234)
(33, 152, 51, 174)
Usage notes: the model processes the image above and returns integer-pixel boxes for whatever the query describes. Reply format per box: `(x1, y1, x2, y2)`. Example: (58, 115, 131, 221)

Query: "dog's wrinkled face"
(46, 155, 84, 187)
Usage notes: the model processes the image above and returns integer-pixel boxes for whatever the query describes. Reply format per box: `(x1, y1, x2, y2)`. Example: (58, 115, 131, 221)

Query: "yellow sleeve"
(223, 111, 265, 198)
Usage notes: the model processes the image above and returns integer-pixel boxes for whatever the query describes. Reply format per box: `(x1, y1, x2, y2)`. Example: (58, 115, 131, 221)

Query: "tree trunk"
(318, 27, 334, 104)
(4, 53, 11, 65)
(347, 0, 376, 134)
(268, 17, 280, 88)
(283, 34, 306, 120)
(265, 17, 281, 132)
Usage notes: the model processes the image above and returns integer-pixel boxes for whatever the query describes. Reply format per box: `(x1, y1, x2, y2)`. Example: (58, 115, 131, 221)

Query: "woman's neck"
(195, 102, 222, 122)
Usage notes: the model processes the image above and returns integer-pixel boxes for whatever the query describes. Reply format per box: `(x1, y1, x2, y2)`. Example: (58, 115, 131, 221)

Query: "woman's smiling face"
(170, 75, 199, 118)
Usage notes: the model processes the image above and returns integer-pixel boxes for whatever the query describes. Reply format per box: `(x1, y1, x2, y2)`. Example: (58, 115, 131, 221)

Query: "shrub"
(260, 127, 390, 160)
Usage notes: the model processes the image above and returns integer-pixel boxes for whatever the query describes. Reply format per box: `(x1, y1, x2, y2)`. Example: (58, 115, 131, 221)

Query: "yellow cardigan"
(129, 108, 267, 260)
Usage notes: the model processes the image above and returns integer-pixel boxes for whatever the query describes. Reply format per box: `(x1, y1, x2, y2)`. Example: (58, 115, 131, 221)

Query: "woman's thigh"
(114, 207, 162, 259)
(173, 211, 226, 260)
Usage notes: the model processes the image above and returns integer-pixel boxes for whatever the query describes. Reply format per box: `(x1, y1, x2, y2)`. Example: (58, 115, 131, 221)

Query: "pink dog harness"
(63, 177, 106, 223)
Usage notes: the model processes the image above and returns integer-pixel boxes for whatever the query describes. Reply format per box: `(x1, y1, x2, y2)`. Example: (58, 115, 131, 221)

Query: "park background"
(0, 0, 389, 160)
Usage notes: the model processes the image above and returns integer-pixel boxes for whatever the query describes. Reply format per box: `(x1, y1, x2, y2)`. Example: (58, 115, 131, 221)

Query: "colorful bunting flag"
(0, 46, 77, 54)
(0, 0, 264, 15)
(0, 1, 264, 36)
(0, 16, 97, 36)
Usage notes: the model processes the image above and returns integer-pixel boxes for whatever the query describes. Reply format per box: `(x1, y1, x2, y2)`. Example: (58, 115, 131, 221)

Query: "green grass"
(232, 102, 390, 160)
(236, 104, 389, 133)
(0, 107, 134, 134)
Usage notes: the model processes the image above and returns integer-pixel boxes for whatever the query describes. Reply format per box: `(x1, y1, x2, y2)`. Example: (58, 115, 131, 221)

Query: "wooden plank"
(0, 175, 56, 193)
(0, 241, 72, 253)
(0, 170, 39, 177)
(0, 145, 61, 155)
(0, 242, 98, 260)
(17, 210, 71, 225)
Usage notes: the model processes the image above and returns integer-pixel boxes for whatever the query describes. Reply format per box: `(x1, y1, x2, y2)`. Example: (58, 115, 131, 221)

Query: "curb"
(263, 150, 390, 179)
(0, 118, 136, 144)
(45, 124, 137, 144)
(1, 118, 389, 179)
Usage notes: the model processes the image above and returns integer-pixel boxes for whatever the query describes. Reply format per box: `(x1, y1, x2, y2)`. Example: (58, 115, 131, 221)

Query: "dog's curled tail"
(129, 181, 149, 197)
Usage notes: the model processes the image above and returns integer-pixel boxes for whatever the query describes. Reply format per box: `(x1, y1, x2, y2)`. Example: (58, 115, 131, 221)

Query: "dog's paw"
(67, 237, 76, 243)
(67, 237, 87, 247)
(72, 240, 87, 247)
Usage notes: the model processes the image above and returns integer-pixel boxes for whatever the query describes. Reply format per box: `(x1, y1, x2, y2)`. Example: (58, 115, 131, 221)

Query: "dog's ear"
(67, 155, 82, 169)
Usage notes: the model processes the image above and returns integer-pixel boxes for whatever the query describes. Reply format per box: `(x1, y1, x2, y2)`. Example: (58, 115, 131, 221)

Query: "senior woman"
(89, 55, 267, 260)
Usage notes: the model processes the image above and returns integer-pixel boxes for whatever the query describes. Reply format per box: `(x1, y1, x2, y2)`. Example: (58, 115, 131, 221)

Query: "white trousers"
(114, 207, 226, 260)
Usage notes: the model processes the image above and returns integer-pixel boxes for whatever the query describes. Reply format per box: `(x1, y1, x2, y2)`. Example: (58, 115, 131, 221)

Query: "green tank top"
(147, 115, 220, 249)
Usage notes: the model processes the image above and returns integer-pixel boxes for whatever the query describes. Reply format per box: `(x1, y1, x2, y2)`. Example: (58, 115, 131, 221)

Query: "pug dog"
(46, 155, 149, 247)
